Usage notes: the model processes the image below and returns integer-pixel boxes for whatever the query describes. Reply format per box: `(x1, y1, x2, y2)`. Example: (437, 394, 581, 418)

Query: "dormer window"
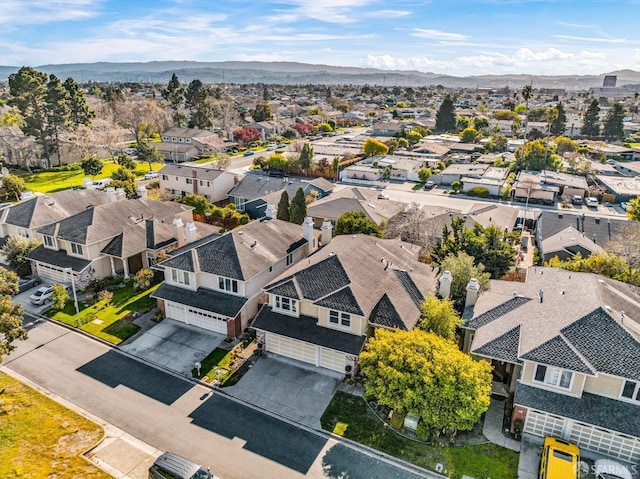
(534, 364, 573, 390)
(621, 380, 640, 403)
(43, 235, 57, 249)
(329, 310, 351, 328)
(274, 295, 298, 315)
(70, 243, 83, 256)
(219, 277, 238, 293)
(171, 268, 190, 285)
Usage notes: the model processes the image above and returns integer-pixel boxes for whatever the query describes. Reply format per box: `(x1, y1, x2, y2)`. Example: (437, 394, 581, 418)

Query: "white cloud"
(361, 54, 454, 71)
(0, 0, 101, 26)
(366, 10, 411, 18)
(553, 34, 629, 44)
(411, 28, 466, 41)
(266, 0, 376, 24)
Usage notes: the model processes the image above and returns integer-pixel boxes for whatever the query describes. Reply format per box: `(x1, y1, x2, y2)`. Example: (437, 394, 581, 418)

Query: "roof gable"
(467, 296, 532, 329)
(313, 286, 364, 316)
(294, 254, 351, 300)
(521, 335, 595, 374)
(265, 279, 301, 300)
(473, 325, 522, 364)
(369, 294, 406, 330)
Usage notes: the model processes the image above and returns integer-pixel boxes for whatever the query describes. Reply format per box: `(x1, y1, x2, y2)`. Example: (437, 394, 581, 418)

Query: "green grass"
(321, 391, 519, 479)
(412, 182, 425, 191)
(0, 372, 112, 479)
(48, 283, 158, 344)
(22, 160, 163, 194)
(192, 346, 243, 386)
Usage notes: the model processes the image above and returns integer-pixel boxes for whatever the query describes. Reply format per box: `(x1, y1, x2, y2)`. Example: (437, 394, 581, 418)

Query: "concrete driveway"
(120, 319, 225, 376)
(226, 355, 341, 429)
(14, 284, 54, 316)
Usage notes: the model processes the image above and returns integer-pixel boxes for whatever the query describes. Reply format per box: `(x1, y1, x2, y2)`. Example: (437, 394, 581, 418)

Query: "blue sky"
(2, 0, 639, 76)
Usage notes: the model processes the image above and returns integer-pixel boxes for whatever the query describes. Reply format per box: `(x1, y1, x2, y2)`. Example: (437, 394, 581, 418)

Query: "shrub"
(51, 284, 70, 311)
(390, 410, 406, 430)
(97, 289, 113, 306)
(133, 268, 154, 291)
(467, 187, 490, 198)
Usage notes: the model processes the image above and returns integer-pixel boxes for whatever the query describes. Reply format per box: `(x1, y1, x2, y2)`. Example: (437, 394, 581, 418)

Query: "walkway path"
(482, 398, 521, 452)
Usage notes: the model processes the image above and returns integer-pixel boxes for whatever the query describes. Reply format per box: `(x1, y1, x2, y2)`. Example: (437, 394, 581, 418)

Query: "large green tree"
(298, 142, 313, 175)
(64, 77, 94, 127)
(80, 156, 103, 178)
(1, 236, 41, 277)
(418, 293, 461, 340)
(288, 187, 307, 225)
(516, 138, 559, 171)
(435, 95, 456, 132)
(0, 294, 27, 361)
(550, 102, 567, 136)
(277, 190, 290, 221)
(335, 211, 381, 237)
(162, 73, 186, 127)
(581, 99, 601, 136)
(362, 138, 389, 157)
(185, 79, 214, 129)
(359, 328, 492, 440)
(602, 102, 625, 141)
(0, 267, 19, 296)
(2, 174, 27, 202)
(136, 140, 164, 171)
(438, 251, 491, 313)
(252, 103, 273, 122)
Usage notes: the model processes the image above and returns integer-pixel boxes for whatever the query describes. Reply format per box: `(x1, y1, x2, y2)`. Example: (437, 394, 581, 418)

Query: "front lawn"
(22, 161, 163, 194)
(0, 372, 111, 479)
(48, 283, 159, 344)
(321, 391, 519, 479)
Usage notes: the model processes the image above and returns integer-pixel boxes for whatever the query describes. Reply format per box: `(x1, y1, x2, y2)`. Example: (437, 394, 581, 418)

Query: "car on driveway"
(18, 275, 41, 294)
(585, 197, 599, 208)
(143, 171, 159, 180)
(620, 202, 630, 211)
(149, 451, 214, 479)
(571, 195, 583, 205)
(29, 284, 71, 305)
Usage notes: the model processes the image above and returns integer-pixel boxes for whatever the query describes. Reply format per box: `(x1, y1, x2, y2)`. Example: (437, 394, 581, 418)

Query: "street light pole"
(66, 267, 81, 327)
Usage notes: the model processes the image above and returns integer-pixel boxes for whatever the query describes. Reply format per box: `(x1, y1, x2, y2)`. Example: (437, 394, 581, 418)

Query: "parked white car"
(620, 202, 630, 211)
(29, 285, 71, 305)
(585, 197, 599, 208)
(143, 171, 159, 180)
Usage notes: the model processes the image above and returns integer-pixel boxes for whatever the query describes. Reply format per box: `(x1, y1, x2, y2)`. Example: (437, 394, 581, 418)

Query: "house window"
(43, 235, 57, 249)
(621, 380, 640, 402)
(286, 252, 294, 266)
(171, 269, 190, 285)
(274, 295, 298, 314)
(162, 175, 168, 181)
(70, 243, 83, 256)
(534, 364, 572, 389)
(186, 178, 193, 185)
(146, 252, 156, 266)
(218, 277, 238, 293)
(329, 310, 351, 328)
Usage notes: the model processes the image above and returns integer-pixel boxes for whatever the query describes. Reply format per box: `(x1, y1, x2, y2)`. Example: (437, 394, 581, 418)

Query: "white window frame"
(171, 268, 190, 285)
(329, 310, 351, 329)
(286, 252, 294, 266)
(43, 235, 57, 249)
(620, 380, 640, 403)
(218, 276, 238, 293)
(186, 178, 193, 185)
(70, 242, 83, 256)
(274, 295, 298, 316)
(534, 364, 573, 390)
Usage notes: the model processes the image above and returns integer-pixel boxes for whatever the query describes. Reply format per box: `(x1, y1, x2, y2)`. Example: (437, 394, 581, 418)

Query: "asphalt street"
(1, 320, 430, 479)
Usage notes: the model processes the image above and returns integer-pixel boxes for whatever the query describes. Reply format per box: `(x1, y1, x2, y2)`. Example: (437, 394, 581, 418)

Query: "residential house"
(438, 164, 489, 185)
(151, 215, 314, 338)
(157, 128, 236, 163)
(461, 167, 509, 196)
(595, 175, 640, 203)
(377, 156, 424, 182)
(588, 143, 638, 163)
(159, 163, 238, 203)
(251, 234, 438, 374)
(228, 174, 333, 218)
(512, 171, 559, 204)
(459, 267, 640, 462)
(26, 191, 194, 288)
(371, 121, 405, 137)
(613, 161, 640, 177)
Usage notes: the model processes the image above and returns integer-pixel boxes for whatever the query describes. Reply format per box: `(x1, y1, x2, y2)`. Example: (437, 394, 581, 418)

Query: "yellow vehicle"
(539, 436, 580, 479)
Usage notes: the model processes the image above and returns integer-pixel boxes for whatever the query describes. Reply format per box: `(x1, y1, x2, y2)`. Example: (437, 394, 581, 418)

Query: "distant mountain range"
(1, 61, 640, 89)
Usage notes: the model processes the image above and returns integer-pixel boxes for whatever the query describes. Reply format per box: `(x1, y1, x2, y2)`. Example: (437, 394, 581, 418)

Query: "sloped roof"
(521, 335, 595, 375)
(151, 283, 246, 318)
(473, 325, 522, 364)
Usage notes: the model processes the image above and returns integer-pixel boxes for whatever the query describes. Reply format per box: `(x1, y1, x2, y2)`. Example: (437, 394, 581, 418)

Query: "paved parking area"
(120, 319, 225, 376)
(225, 354, 341, 429)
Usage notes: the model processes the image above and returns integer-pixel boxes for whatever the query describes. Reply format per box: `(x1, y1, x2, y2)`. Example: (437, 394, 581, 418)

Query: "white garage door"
(165, 302, 186, 321)
(319, 347, 347, 373)
(185, 307, 227, 334)
(266, 333, 316, 365)
(570, 422, 640, 463)
(523, 410, 565, 437)
(36, 263, 67, 283)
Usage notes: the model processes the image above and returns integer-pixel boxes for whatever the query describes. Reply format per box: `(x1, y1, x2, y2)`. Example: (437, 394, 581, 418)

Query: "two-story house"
(157, 128, 236, 163)
(159, 163, 238, 204)
(150, 214, 315, 339)
(25, 190, 194, 288)
(251, 234, 438, 374)
(459, 267, 640, 462)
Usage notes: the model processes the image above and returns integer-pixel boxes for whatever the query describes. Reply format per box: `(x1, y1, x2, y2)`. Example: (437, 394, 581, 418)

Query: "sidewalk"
(482, 398, 521, 452)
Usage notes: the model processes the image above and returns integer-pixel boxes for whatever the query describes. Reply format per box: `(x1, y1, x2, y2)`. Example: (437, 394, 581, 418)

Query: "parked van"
(91, 178, 112, 190)
(149, 452, 212, 479)
(539, 437, 580, 479)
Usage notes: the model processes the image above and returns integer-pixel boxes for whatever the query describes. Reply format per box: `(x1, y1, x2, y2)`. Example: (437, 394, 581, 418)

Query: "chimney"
(115, 188, 126, 201)
(302, 216, 314, 254)
(137, 184, 148, 198)
(105, 187, 116, 203)
(265, 204, 276, 219)
(320, 220, 333, 246)
(439, 270, 452, 298)
(465, 278, 479, 308)
(172, 217, 185, 247)
(145, 219, 155, 249)
(191, 248, 200, 273)
(539, 289, 544, 303)
(185, 221, 198, 244)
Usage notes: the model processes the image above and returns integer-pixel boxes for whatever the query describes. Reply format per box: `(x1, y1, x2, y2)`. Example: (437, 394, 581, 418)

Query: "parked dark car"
(18, 275, 40, 294)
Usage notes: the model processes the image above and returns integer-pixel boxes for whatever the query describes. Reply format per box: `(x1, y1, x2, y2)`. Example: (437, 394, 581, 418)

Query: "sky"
(2, 0, 640, 77)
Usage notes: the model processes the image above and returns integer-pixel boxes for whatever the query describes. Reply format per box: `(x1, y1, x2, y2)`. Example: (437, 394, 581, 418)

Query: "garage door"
(570, 422, 640, 462)
(266, 333, 316, 366)
(523, 410, 565, 437)
(36, 263, 67, 283)
(165, 302, 186, 321)
(185, 307, 227, 334)
(319, 347, 347, 373)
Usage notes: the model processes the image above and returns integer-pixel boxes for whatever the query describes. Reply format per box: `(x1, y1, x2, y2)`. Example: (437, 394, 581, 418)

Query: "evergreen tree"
(435, 95, 456, 132)
(63, 77, 94, 128)
(162, 73, 186, 127)
(289, 187, 307, 224)
(252, 103, 273, 122)
(185, 79, 213, 129)
(45, 74, 70, 166)
(603, 102, 625, 141)
(277, 190, 290, 222)
(581, 99, 601, 136)
(80, 156, 103, 178)
(298, 142, 313, 175)
(550, 102, 567, 136)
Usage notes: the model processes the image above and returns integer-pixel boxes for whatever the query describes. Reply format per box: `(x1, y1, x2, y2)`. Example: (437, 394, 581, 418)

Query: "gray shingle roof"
(466, 296, 532, 329)
(290, 254, 351, 300)
(561, 308, 640, 381)
(313, 287, 364, 316)
(194, 233, 243, 279)
(151, 283, 247, 318)
(521, 335, 595, 375)
(4, 197, 36, 228)
(102, 233, 123, 257)
(536, 211, 625, 245)
(368, 294, 406, 330)
(393, 269, 423, 308)
(25, 245, 91, 272)
(56, 208, 94, 243)
(514, 382, 640, 437)
(473, 325, 522, 364)
(251, 305, 366, 355)
(159, 250, 195, 272)
(265, 279, 301, 300)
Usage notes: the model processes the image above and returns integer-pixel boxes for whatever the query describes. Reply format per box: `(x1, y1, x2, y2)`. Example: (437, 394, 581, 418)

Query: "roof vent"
(251, 240, 258, 248)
